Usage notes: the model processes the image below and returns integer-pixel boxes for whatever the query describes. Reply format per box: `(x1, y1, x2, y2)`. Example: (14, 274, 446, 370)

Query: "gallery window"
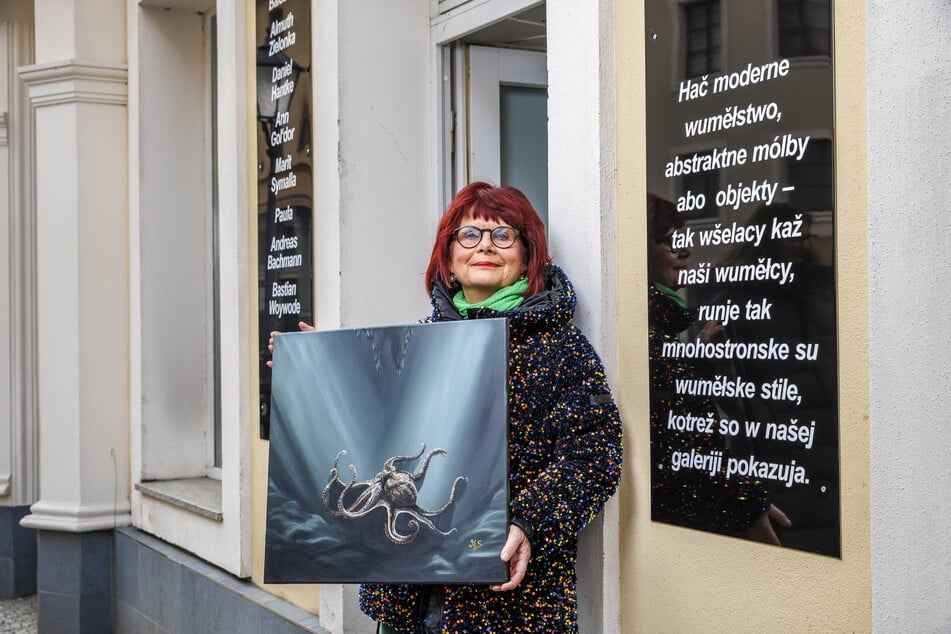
(132, 1, 252, 576)
(777, 0, 831, 58)
(682, 0, 721, 78)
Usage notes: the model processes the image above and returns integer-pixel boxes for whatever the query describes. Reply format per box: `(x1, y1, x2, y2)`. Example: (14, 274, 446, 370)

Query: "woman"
(646, 193, 788, 543)
(352, 182, 623, 632)
(271, 182, 622, 631)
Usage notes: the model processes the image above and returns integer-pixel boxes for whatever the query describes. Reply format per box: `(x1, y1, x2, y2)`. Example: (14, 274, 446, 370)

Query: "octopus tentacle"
(411, 448, 447, 480)
(322, 450, 351, 516)
(383, 443, 427, 472)
(416, 476, 468, 516)
(342, 482, 381, 514)
(341, 496, 390, 520)
(334, 465, 364, 513)
(387, 509, 423, 544)
(395, 509, 455, 539)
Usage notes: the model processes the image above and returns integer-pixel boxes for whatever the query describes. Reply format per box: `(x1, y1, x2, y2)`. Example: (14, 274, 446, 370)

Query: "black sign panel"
(645, 0, 839, 556)
(256, 0, 313, 439)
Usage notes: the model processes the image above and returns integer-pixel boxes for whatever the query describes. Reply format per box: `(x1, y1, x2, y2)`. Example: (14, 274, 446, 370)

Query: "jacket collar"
(430, 264, 576, 326)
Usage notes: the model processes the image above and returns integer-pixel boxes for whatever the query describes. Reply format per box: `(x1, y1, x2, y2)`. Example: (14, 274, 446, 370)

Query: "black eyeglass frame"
(655, 232, 687, 253)
(452, 225, 522, 249)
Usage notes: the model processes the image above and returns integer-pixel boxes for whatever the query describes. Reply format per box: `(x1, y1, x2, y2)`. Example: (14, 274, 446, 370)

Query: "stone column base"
(36, 530, 112, 633)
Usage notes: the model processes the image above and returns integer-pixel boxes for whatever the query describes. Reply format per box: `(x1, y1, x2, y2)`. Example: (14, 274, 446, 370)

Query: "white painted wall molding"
(21, 499, 131, 533)
(0, 474, 10, 497)
(18, 59, 127, 107)
(6, 17, 37, 509)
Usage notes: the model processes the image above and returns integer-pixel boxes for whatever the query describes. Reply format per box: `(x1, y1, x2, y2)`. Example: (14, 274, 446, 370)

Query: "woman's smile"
(451, 214, 527, 304)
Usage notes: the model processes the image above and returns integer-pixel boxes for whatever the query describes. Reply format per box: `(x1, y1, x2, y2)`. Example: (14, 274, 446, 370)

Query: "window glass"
(778, 0, 831, 57)
(683, 0, 721, 78)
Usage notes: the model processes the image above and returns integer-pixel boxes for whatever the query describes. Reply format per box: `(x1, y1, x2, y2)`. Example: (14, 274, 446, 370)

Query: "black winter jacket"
(359, 265, 623, 632)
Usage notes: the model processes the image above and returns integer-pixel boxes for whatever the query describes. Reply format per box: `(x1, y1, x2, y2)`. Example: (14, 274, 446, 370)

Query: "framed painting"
(264, 319, 510, 584)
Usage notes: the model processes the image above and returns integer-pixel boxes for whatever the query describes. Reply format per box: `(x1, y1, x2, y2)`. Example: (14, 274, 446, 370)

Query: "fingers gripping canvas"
(264, 319, 510, 584)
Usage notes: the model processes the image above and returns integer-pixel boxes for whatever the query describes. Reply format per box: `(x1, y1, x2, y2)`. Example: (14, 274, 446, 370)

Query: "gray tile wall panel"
(115, 528, 332, 633)
(114, 529, 139, 605)
(38, 592, 81, 634)
(37, 531, 81, 596)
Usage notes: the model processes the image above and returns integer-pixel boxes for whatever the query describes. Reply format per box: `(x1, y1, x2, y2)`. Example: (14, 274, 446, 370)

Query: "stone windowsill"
(135, 477, 223, 521)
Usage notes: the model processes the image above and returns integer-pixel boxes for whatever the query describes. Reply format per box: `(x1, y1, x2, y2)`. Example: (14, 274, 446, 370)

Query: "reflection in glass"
(683, 0, 721, 78)
(645, 0, 839, 557)
(778, 0, 832, 58)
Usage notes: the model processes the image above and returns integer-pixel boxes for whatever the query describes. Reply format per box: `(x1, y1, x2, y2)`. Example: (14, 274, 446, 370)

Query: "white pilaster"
(548, 0, 620, 632)
(19, 0, 130, 532)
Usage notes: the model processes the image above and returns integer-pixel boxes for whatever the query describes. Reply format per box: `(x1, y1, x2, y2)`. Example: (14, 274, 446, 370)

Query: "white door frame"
(430, 0, 544, 214)
(466, 44, 547, 186)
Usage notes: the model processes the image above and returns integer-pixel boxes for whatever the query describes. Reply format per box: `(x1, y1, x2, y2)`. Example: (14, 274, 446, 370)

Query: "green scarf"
(453, 277, 529, 318)
(652, 282, 687, 309)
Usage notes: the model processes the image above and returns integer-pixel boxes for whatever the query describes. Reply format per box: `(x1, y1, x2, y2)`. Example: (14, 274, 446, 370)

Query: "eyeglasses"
(655, 233, 679, 252)
(453, 225, 521, 249)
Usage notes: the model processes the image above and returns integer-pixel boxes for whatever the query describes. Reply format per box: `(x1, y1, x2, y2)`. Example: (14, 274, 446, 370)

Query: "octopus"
(322, 443, 468, 544)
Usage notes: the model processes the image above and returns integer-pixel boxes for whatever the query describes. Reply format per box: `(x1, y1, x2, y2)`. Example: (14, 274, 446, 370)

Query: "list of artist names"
(257, 0, 313, 437)
(261, 0, 307, 316)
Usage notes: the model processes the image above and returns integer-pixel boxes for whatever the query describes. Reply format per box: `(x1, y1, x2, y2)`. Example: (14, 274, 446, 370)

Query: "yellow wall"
(615, 1, 870, 631)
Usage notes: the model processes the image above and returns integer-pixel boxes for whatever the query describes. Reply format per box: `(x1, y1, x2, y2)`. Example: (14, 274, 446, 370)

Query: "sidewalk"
(0, 595, 37, 634)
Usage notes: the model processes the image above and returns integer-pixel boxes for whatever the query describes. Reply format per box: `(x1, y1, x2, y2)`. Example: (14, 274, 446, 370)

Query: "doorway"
(436, 2, 548, 220)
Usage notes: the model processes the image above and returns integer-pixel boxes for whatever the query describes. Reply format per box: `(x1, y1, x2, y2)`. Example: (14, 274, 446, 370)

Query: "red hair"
(647, 192, 683, 240)
(425, 182, 551, 296)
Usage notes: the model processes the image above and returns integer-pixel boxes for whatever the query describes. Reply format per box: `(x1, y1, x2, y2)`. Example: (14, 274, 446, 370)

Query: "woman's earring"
(519, 271, 528, 280)
(449, 273, 457, 286)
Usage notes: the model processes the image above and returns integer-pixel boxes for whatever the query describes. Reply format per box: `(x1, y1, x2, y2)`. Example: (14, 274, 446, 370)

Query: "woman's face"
(649, 230, 691, 289)
(450, 213, 527, 304)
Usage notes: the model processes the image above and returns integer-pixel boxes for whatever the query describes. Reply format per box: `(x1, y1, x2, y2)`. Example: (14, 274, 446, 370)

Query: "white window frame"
(129, 0, 251, 577)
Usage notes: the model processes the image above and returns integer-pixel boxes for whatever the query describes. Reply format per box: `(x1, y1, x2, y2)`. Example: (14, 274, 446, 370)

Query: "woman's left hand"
(490, 524, 531, 592)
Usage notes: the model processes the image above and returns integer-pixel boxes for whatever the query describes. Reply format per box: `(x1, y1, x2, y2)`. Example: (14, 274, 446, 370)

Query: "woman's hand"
(745, 504, 792, 545)
(266, 321, 316, 367)
(699, 319, 726, 344)
(490, 524, 531, 592)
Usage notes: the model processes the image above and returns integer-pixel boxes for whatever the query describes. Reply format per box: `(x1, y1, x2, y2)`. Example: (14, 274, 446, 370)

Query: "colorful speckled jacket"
(359, 265, 623, 632)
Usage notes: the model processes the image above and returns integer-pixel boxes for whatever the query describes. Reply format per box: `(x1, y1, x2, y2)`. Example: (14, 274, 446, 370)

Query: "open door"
(466, 45, 548, 223)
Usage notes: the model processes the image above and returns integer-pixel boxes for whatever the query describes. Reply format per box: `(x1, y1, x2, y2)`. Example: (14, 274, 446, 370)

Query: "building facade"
(0, 0, 948, 631)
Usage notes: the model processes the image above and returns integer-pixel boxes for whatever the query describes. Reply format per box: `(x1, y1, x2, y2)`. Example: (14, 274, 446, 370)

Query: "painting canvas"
(264, 319, 510, 584)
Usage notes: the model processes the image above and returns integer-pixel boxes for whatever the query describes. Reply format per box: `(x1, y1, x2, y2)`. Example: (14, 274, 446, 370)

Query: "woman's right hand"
(745, 504, 792, 545)
(266, 321, 316, 367)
